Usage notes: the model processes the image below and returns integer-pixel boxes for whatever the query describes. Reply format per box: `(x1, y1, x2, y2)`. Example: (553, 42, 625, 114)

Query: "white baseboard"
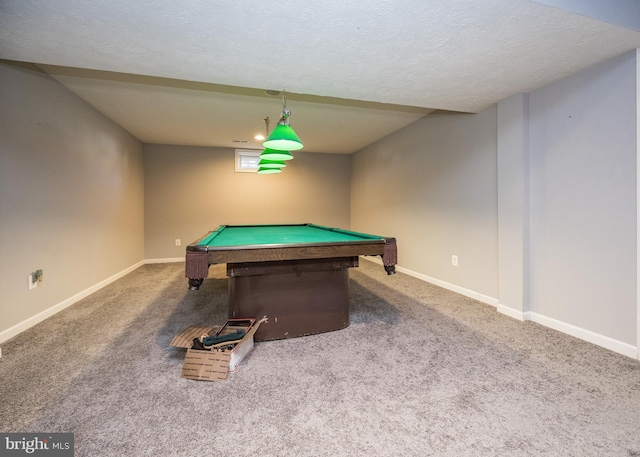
(145, 257, 184, 264)
(5, 256, 637, 360)
(382, 260, 499, 308)
(496, 303, 526, 321)
(496, 305, 637, 357)
(527, 312, 637, 359)
(364, 257, 638, 359)
(0, 260, 145, 345)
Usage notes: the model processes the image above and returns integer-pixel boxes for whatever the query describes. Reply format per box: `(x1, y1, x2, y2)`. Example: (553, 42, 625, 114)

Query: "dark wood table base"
(227, 257, 358, 341)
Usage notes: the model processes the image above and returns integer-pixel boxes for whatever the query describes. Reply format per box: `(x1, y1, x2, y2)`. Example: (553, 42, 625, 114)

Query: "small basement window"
(235, 149, 261, 173)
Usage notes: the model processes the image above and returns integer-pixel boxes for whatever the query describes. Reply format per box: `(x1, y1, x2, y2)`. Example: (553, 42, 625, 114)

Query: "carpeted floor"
(1, 260, 639, 456)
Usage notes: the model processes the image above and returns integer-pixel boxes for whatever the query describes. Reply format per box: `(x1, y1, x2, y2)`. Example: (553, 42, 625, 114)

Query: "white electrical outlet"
(175, 239, 181, 246)
(452, 255, 459, 266)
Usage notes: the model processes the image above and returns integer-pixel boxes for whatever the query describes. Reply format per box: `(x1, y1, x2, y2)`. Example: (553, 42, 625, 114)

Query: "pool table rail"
(185, 224, 397, 290)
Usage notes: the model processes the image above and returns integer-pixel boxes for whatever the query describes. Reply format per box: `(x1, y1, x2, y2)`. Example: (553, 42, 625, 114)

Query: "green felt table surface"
(197, 224, 384, 248)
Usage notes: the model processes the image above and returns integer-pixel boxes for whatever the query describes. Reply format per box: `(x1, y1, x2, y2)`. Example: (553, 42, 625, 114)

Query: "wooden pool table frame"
(184, 224, 397, 340)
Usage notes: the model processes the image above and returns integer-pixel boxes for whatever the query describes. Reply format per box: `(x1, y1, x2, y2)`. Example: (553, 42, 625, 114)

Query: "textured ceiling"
(2, 0, 640, 153)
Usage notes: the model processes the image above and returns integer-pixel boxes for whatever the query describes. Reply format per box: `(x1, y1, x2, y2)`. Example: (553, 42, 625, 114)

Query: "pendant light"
(260, 148, 293, 161)
(257, 116, 290, 174)
(257, 167, 282, 174)
(262, 90, 303, 151)
(258, 159, 286, 169)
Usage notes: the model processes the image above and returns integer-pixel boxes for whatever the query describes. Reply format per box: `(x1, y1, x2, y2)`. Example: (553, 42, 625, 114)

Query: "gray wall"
(528, 51, 637, 346)
(496, 93, 530, 317)
(351, 109, 499, 301)
(351, 50, 638, 355)
(143, 144, 352, 260)
(0, 62, 144, 339)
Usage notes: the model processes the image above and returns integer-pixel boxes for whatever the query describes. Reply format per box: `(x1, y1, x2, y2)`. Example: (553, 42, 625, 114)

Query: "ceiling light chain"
(280, 91, 291, 124)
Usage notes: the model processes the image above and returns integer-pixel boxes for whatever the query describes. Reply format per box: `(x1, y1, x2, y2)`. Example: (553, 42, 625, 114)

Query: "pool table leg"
(188, 278, 204, 290)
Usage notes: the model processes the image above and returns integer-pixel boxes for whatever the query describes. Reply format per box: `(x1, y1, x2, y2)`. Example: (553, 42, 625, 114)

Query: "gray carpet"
(1, 260, 640, 456)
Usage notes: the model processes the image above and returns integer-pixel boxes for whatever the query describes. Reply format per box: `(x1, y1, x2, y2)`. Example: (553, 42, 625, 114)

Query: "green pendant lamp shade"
(258, 158, 286, 169)
(257, 157, 285, 174)
(257, 167, 282, 174)
(260, 148, 293, 161)
(263, 92, 303, 151)
(263, 124, 304, 151)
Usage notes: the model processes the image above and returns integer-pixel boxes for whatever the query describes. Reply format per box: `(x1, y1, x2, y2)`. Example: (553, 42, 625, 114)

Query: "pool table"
(185, 223, 397, 340)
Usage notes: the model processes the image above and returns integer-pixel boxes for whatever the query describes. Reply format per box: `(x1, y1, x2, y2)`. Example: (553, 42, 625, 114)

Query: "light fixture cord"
(280, 90, 291, 125)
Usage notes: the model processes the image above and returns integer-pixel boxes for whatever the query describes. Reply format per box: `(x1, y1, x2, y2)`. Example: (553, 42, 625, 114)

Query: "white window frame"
(235, 149, 261, 173)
